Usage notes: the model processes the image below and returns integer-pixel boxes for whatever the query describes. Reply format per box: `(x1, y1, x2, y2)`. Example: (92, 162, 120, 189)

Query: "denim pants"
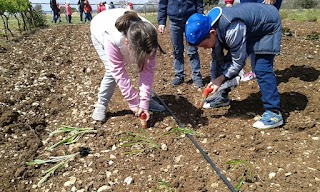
(84, 13, 92, 23)
(91, 35, 117, 107)
(169, 20, 202, 82)
(254, 54, 280, 111)
(79, 11, 84, 22)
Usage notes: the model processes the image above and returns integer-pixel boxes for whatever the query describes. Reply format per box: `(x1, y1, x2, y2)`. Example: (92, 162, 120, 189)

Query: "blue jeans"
(91, 35, 117, 107)
(254, 54, 280, 111)
(84, 13, 92, 23)
(52, 8, 59, 23)
(169, 20, 202, 82)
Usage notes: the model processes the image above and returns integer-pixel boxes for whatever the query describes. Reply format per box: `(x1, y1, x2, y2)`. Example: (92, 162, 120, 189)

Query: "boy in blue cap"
(185, 3, 283, 129)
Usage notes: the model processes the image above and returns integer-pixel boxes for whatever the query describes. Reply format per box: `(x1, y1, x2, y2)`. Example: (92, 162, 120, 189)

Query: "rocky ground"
(0, 20, 319, 192)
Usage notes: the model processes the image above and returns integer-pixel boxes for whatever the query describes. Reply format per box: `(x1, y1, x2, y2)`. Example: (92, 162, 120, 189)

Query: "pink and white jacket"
(90, 9, 156, 111)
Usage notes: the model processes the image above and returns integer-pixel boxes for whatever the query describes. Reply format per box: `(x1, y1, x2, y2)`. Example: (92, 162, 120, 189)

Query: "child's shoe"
(172, 76, 184, 87)
(241, 71, 256, 82)
(253, 110, 283, 129)
(92, 104, 106, 121)
(203, 95, 230, 109)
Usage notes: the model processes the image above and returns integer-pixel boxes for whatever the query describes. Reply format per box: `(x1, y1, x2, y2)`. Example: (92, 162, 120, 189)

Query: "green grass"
(280, 9, 320, 22)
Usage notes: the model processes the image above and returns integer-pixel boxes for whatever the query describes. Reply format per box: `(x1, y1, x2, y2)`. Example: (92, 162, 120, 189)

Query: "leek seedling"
(164, 127, 203, 137)
(120, 128, 160, 155)
(47, 126, 97, 151)
(157, 179, 174, 192)
(26, 152, 79, 187)
(149, 180, 174, 192)
(226, 159, 255, 191)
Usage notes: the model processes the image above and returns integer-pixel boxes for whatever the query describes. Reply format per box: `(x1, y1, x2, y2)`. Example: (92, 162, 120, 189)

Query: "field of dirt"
(0, 19, 319, 192)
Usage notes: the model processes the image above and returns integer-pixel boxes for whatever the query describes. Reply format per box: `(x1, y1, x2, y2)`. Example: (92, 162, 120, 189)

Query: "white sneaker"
(92, 104, 106, 121)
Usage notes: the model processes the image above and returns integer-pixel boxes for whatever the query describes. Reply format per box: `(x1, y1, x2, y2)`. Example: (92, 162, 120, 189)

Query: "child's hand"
(208, 75, 225, 94)
(158, 25, 165, 34)
(263, 0, 277, 5)
(137, 109, 150, 121)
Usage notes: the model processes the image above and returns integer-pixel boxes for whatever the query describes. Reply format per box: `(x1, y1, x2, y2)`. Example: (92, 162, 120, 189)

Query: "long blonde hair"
(115, 11, 165, 71)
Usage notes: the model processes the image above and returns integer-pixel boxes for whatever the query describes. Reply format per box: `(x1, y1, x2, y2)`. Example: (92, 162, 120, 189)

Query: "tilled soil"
(0, 20, 319, 192)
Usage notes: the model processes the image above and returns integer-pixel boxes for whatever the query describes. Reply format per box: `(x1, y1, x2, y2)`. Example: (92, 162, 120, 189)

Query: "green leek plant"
(157, 179, 174, 192)
(26, 152, 79, 187)
(164, 127, 204, 137)
(120, 128, 160, 155)
(226, 159, 255, 191)
(47, 126, 97, 151)
(149, 179, 174, 192)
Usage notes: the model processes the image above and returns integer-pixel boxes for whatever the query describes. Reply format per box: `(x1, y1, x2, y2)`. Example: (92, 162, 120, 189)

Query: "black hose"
(153, 92, 236, 192)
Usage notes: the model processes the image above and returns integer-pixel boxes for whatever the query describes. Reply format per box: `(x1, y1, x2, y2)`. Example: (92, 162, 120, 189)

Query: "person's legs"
(84, 13, 88, 23)
(186, 42, 203, 87)
(51, 10, 54, 22)
(169, 20, 185, 86)
(53, 9, 58, 23)
(253, 54, 283, 129)
(80, 11, 83, 22)
(91, 35, 117, 121)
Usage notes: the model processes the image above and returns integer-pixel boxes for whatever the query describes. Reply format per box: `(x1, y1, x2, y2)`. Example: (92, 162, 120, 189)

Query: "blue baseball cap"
(185, 7, 222, 46)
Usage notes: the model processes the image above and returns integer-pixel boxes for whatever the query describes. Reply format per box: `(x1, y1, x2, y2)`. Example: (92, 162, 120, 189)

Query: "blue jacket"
(158, 0, 204, 25)
(216, 3, 281, 54)
(213, 3, 282, 79)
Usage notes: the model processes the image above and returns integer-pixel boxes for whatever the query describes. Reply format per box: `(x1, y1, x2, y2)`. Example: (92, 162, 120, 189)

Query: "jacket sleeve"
(157, 0, 168, 26)
(104, 41, 140, 110)
(197, 0, 204, 14)
(223, 21, 247, 80)
(138, 54, 156, 110)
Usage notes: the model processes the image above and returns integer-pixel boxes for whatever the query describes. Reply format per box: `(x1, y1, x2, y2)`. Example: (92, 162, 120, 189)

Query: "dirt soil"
(0, 20, 320, 192)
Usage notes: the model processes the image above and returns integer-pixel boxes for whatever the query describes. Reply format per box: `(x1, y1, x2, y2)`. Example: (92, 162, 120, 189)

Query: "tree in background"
(0, 0, 46, 40)
(293, 0, 318, 9)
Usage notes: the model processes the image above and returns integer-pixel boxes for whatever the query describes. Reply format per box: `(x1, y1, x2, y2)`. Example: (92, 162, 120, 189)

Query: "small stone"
(269, 172, 276, 179)
(71, 186, 77, 192)
(161, 143, 168, 151)
(285, 172, 292, 177)
(124, 176, 133, 185)
(97, 185, 111, 192)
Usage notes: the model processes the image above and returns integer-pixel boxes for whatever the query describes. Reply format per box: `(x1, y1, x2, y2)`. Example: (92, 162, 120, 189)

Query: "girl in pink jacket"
(65, 1, 72, 23)
(90, 9, 165, 122)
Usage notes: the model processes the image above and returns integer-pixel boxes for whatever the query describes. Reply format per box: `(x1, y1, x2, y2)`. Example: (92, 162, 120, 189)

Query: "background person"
(84, 0, 93, 23)
(97, 2, 107, 13)
(90, 9, 166, 122)
(109, 1, 115, 9)
(158, 0, 204, 88)
(50, 0, 59, 23)
(185, 4, 283, 129)
(65, 1, 72, 23)
(78, 0, 85, 23)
